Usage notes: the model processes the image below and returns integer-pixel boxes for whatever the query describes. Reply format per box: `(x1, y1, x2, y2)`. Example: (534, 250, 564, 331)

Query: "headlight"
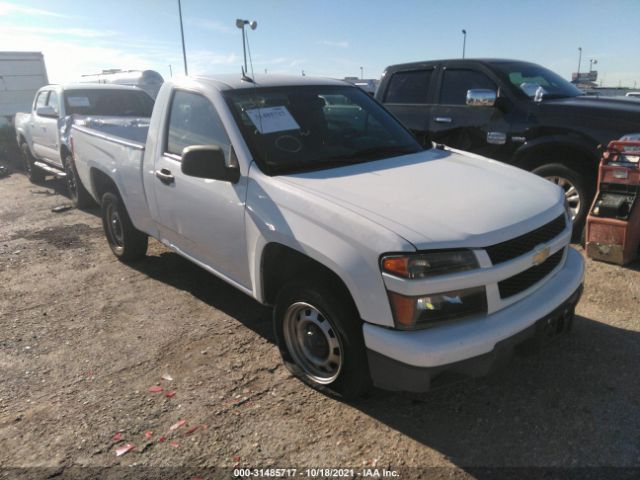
(388, 286, 487, 330)
(381, 250, 479, 279)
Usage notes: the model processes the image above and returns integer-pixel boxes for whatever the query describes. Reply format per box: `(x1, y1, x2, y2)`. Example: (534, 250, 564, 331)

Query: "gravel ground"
(1, 164, 639, 479)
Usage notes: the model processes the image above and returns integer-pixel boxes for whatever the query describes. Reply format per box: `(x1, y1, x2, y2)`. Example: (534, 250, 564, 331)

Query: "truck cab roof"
(182, 74, 351, 91)
(383, 58, 539, 72)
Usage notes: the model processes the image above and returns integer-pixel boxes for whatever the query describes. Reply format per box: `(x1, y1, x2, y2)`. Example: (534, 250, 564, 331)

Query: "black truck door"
(430, 67, 511, 158)
(381, 67, 436, 146)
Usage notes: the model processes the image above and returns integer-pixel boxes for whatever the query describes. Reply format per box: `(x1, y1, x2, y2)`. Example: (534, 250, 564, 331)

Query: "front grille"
(486, 215, 566, 265)
(498, 248, 565, 299)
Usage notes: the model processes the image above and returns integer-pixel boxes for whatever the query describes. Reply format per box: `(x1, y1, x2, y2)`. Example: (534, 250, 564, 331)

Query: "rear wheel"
(64, 155, 93, 209)
(101, 192, 148, 262)
(532, 163, 594, 240)
(20, 143, 45, 183)
(273, 278, 370, 400)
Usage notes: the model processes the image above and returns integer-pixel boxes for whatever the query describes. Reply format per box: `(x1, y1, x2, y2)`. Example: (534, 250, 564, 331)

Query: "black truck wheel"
(64, 155, 93, 209)
(101, 192, 148, 262)
(273, 278, 371, 400)
(20, 143, 45, 183)
(533, 163, 594, 239)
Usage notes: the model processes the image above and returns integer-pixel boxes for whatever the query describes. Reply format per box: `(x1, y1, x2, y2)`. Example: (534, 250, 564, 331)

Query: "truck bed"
(71, 118, 152, 233)
(73, 116, 149, 146)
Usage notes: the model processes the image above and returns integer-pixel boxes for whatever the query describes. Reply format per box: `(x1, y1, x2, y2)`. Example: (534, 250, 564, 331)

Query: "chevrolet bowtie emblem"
(532, 246, 551, 266)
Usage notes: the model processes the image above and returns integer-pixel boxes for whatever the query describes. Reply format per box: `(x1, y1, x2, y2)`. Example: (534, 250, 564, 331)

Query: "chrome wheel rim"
(546, 176, 580, 220)
(283, 302, 343, 384)
(106, 203, 124, 248)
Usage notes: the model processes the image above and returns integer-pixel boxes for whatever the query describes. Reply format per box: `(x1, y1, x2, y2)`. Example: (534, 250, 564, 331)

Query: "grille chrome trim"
(486, 215, 566, 265)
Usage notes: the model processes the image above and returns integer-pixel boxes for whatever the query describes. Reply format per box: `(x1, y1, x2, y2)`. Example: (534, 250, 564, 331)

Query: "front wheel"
(101, 192, 148, 262)
(273, 278, 370, 400)
(64, 155, 93, 209)
(532, 163, 594, 240)
(20, 143, 45, 183)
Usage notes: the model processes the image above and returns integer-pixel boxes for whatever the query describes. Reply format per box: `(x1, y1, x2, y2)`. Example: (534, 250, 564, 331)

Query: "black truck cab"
(376, 59, 640, 234)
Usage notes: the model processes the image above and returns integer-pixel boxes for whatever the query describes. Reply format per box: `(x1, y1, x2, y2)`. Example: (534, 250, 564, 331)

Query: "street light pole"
(236, 19, 257, 74)
(360, 66, 363, 79)
(462, 29, 467, 59)
(178, 0, 188, 76)
(576, 47, 582, 79)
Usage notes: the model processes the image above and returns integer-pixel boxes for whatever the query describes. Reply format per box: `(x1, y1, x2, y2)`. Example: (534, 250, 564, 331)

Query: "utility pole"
(178, 0, 188, 75)
(168, 64, 173, 77)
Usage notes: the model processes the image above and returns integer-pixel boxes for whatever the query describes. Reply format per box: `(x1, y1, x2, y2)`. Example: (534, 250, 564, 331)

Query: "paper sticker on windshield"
(246, 106, 300, 134)
(68, 96, 91, 107)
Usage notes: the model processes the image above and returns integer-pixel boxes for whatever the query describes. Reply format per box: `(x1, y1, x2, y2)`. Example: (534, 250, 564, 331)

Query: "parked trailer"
(78, 69, 164, 99)
(0, 51, 48, 126)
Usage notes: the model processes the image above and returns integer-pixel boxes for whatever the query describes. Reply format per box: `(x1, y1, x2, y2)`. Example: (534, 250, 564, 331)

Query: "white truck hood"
(279, 148, 565, 249)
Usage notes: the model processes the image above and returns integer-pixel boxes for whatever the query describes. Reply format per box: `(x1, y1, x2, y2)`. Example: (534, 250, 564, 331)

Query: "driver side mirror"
(36, 106, 58, 118)
(181, 145, 240, 183)
(466, 89, 497, 107)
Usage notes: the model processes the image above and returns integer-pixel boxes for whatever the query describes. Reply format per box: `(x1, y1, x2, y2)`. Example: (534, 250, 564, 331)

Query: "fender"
(512, 133, 599, 170)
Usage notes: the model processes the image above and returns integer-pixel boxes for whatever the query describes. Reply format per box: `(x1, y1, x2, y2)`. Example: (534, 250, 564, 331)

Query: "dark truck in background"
(376, 59, 640, 235)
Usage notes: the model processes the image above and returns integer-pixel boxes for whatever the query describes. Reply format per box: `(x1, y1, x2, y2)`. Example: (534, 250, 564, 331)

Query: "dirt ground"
(1, 162, 639, 479)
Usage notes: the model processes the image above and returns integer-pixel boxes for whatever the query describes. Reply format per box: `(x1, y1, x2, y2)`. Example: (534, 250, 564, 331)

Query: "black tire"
(100, 191, 148, 262)
(273, 277, 371, 400)
(20, 143, 45, 183)
(532, 163, 594, 240)
(64, 155, 93, 209)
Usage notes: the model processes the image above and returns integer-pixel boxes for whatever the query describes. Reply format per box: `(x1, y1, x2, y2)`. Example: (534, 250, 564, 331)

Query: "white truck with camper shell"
(69, 74, 584, 397)
(14, 83, 154, 206)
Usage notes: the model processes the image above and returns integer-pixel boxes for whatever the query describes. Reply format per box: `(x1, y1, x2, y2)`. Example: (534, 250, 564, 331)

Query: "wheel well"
(90, 168, 119, 202)
(516, 144, 598, 177)
(261, 243, 358, 312)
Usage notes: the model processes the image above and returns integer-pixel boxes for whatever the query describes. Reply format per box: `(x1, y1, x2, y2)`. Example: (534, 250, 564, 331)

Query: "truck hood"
(539, 95, 640, 133)
(279, 148, 564, 249)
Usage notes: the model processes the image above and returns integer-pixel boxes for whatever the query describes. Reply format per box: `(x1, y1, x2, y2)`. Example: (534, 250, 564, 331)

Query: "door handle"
(435, 117, 453, 124)
(155, 168, 175, 185)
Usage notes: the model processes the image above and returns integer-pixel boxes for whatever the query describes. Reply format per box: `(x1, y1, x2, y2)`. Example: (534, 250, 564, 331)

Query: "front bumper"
(363, 247, 585, 392)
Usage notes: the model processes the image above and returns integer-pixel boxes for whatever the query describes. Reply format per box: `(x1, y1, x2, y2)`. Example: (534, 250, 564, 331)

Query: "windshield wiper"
(328, 145, 419, 163)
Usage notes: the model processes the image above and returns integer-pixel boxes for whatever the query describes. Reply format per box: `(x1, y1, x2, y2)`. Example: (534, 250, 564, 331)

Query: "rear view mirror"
(36, 106, 58, 118)
(466, 89, 497, 107)
(181, 145, 240, 183)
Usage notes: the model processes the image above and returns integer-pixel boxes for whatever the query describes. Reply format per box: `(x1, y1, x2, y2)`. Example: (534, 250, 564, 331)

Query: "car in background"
(15, 84, 154, 206)
(376, 59, 640, 236)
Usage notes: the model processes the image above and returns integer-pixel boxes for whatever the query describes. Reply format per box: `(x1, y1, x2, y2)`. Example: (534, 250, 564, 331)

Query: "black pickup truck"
(375, 59, 640, 234)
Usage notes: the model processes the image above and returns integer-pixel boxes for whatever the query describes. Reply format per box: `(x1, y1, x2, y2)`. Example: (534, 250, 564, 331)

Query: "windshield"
(64, 89, 154, 117)
(492, 62, 584, 99)
(224, 85, 422, 175)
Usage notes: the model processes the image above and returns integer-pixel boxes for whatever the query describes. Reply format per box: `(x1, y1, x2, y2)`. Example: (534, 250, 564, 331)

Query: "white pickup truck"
(70, 75, 584, 398)
(15, 83, 154, 206)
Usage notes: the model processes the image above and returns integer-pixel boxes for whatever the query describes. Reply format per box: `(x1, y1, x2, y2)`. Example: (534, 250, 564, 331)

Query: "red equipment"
(586, 139, 640, 265)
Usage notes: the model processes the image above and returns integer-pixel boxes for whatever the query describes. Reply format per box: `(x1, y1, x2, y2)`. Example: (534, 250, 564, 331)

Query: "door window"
(166, 90, 231, 161)
(34, 91, 48, 110)
(439, 70, 496, 105)
(384, 69, 432, 104)
(47, 91, 60, 114)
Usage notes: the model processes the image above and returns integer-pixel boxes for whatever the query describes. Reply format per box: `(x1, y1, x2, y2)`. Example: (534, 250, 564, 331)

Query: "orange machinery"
(586, 139, 640, 265)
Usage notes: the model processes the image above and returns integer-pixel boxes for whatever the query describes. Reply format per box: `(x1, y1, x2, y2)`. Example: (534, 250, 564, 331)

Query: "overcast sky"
(0, 0, 639, 88)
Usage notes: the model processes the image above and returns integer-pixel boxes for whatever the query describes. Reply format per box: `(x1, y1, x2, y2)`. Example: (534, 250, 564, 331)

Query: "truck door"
(430, 67, 510, 158)
(151, 89, 251, 288)
(43, 90, 62, 166)
(381, 67, 435, 146)
(30, 90, 49, 158)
